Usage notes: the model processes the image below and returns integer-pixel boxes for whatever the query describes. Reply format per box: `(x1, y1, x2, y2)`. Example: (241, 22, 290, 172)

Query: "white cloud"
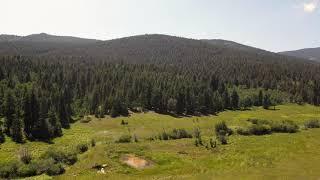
(303, 2, 318, 13)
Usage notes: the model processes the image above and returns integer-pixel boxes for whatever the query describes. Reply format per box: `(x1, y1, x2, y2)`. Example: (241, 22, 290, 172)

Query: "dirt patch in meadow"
(121, 154, 154, 169)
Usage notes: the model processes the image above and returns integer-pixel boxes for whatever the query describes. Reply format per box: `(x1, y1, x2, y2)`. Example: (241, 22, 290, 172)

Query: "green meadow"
(1, 104, 320, 179)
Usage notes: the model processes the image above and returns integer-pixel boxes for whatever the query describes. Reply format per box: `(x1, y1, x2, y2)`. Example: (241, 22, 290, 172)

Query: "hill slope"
(0, 33, 99, 55)
(280, 47, 320, 62)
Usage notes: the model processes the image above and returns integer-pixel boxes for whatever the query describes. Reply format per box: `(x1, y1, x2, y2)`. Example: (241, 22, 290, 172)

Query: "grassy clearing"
(1, 104, 320, 179)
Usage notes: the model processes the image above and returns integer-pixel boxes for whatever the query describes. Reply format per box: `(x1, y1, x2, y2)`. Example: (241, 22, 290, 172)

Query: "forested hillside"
(281, 47, 320, 62)
(0, 34, 319, 144)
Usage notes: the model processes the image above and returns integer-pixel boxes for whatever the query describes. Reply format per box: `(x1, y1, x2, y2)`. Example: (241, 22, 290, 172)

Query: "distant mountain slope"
(202, 39, 272, 55)
(0, 33, 99, 56)
(46, 34, 307, 65)
(280, 47, 320, 62)
(0, 33, 314, 66)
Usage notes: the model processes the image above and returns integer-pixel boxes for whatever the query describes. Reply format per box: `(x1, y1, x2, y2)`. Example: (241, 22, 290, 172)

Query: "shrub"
(77, 143, 89, 153)
(0, 161, 18, 178)
(194, 127, 203, 146)
(209, 138, 217, 148)
(133, 134, 139, 142)
(158, 130, 169, 140)
(249, 124, 272, 135)
(116, 134, 132, 143)
(19, 147, 32, 164)
(217, 134, 228, 145)
(247, 118, 270, 125)
(237, 127, 251, 135)
(168, 129, 192, 140)
(91, 139, 96, 147)
(17, 164, 37, 177)
(215, 121, 233, 136)
(121, 120, 128, 125)
(31, 158, 55, 175)
(271, 120, 299, 133)
(305, 119, 320, 129)
(46, 163, 65, 176)
(41, 150, 78, 165)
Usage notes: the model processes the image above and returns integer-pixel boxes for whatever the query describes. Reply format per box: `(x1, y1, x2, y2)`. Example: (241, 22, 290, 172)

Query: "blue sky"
(0, 0, 319, 52)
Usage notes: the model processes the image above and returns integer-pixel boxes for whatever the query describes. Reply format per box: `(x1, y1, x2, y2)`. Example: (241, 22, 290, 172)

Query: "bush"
(31, 158, 55, 175)
(249, 124, 272, 135)
(305, 119, 320, 129)
(63, 153, 78, 165)
(168, 129, 192, 140)
(76, 143, 89, 153)
(158, 130, 169, 140)
(247, 118, 270, 125)
(46, 163, 65, 176)
(271, 120, 299, 133)
(217, 134, 228, 145)
(41, 150, 77, 165)
(237, 127, 251, 136)
(194, 127, 203, 146)
(215, 121, 233, 136)
(0, 161, 18, 178)
(91, 139, 96, 147)
(116, 134, 132, 143)
(19, 147, 32, 164)
(17, 164, 37, 177)
(121, 120, 128, 125)
(133, 134, 139, 142)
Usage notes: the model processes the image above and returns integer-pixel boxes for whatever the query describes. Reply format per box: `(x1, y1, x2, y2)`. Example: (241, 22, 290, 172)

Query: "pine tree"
(222, 90, 230, 110)
(4, 90, 16, 135)
(11, 114, 24, 143)
(231, 89, 239, 109)
(176, 92, 185, 115)
(263, 94, 271, 109)
(258, 90, 263, 106)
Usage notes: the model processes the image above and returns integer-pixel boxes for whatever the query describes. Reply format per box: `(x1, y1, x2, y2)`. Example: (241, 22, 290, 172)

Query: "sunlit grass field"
(1, 104, 320, 179)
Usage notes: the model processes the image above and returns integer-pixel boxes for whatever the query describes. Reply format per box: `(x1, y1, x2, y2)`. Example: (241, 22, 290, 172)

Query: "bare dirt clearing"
(121, 154, 153, 169)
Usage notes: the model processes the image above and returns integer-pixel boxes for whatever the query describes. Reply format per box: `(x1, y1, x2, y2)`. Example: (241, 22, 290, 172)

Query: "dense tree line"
(0, 40, 319, 143)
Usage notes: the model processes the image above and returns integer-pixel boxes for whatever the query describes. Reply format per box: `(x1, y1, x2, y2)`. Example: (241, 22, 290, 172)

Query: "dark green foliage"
(17, 164, 37, 177)
(214, 121, 233, 136)
(248, 124, 272, 135)
(158, 128, 192, 141)
(41, 150, 78, 165)
(231, 89, 239, 109)
(3, 90, 16, 135)
(158, 130, 169, 140)
(19, 147, 32, 164)
(133, 134, 139, 142)
(91, 139, 96, 147)
(121, 120, 128, 125)
(116, 134, 132, 143)
(209, 138, 217, 148)
(215, 121, 232, 145)
(76, 143, 89, 153)
(270, 120, 299, 133)
(304, 119, 320, 129)
(168, 129, 193, 140)
(0, 42, 319, 144)
(238, 119, 299, 136)
(194, 127, 203, 146)
(217, 134, 228, 145)
(45, 163, 65, 176)
(263, 94, 271, 109)
(0, 161, 18, 178)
